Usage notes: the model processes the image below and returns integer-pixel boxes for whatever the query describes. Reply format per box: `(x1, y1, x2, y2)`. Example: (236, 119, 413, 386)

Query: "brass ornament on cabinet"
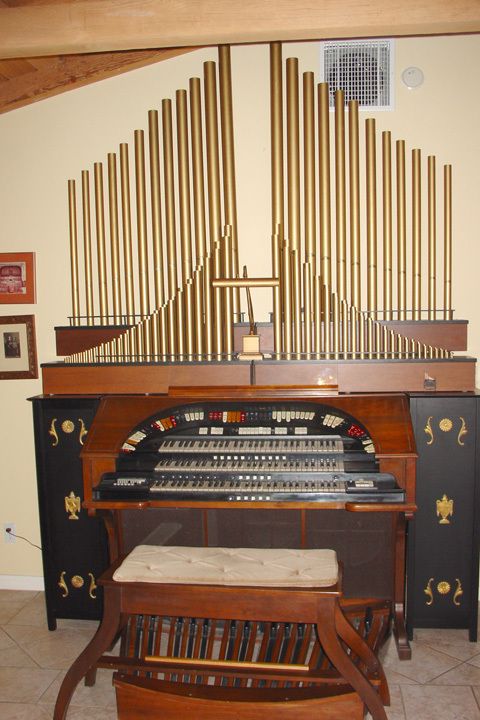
(458, 417, 467, 446)
(78, 418, 88, 446)
(58, 571, 68, 598)
(65, 491, 81, 520)
(88, 573, 98, 600)
(71, 575, 84, 589)
(436, 494, 453, 524)
(437, 581, 451, 595)
(453, 578, 463, 606)
(424, 416, 434, 445)
(424, 577, 434, 605)
(61, 420, 75, 434)
(439, 418, 453, 432)
(48, 418, 59, 447)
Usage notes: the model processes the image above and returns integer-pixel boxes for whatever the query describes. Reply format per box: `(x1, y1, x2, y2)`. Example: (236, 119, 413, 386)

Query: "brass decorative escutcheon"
(78, 418, 88, 446)
(453, 579, 463, 606)
(49, 418, 59, 447)
(436, 494, 453, 524)
(61, 420, 75, 434)
(458, 417, 467, 447)
(424, 417, 434, 446)
(71, 575, 84, 589)
(424, 578, 434, 605)
(437, 581, 451, 595)
(65, 491, 81, 520)
(88, 573, 98, 599)
(58, 571, 68, 598)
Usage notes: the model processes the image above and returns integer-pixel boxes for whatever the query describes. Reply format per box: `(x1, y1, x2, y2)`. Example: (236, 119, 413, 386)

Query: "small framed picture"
(0, 252, 36, 304)
(0, 315, 38, 379)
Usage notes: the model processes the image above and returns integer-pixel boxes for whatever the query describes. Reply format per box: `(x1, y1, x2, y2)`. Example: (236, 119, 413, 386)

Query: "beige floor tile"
(6, 593, 49, 628)
(0, 591, 39, 604)
(0, 603, 31, 625)
(401, 684, 480, 720)
(66, 707, 118, 719)
(383, 642, 463, 684)
(0, 667, 59, 703)
(0, 644, 38, 668)
(40, 668, 116, 708)
(0, 703, 52, 719)
(414, 628, 480, 662)
(4, 624, 98, 670)
(430, 662, 480, 686)
(0, 627, 17, 651)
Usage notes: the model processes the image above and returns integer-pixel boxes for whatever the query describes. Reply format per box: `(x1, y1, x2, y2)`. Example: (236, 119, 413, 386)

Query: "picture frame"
(0, 314, 38, 379)
(0, 252, 36, 304)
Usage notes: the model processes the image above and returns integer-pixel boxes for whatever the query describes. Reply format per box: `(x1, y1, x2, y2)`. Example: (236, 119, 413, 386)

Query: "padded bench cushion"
(113, 545, 338, 588)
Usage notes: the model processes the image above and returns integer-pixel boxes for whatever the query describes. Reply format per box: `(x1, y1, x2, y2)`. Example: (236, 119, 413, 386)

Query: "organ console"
(31, 39, 479, 680)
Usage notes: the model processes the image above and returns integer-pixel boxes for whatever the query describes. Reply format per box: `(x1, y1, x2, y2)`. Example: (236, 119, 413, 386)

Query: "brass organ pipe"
(190, 76, 208, 356)
(119, 144, 135, 325)
(107, 153, 122, 324)
(204, 61, 223, 357)
(365, 119, 377, 315)
(303, 72, 316, 264)
(318, 82, 331, 288)
(185, 281, 195, 357)
(428, 156, 437, 320)
(332, 292, 339, 358)
(323, 284, 331, 356)
(162, 99, 178, 300)
(396, 140, 407, 320)
(93, 162, 108, 323)
(270, 44, 284, 355)
(348, 100, 361, 308)
(303, 263, 312, 356)
(282, 242, 292, 357)
(219, 46, 240, 317)
(176, 290, 185, 359)
(303, 75, 315, 356)
(382, 132, 392, 320)
(223, 227, 234, 358)
(162, 99, 178, 353)
(68, 180, 80, 325)
(190, 78, 207, 263)
(444, 164, 452, 319)
(148, 110, 165, 311)
(176, 90, 193, 285)
(272, 229, 282, 356)
(335, 90, 347, 301)
(134, 129, 150, 322)
(341, 299, 349, 357)
(286, 57, 302, 355)
(412, 149, 422, 321)
(314, 276, 322, 356)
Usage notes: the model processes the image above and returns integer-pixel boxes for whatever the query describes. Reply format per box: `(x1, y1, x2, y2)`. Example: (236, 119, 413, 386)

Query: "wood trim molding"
(1, 0, 479, 60)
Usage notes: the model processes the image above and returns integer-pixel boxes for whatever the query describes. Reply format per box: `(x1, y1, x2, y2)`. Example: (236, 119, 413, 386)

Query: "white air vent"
(320, 39, 394, 111)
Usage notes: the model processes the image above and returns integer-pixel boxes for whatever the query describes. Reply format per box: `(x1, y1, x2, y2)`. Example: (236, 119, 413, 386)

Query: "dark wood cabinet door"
(31, 397, 109, 629)
(408, 395, 480, 640)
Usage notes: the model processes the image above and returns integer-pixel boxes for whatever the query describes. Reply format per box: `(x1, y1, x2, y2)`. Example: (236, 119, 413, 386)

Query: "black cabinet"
(31, 397, 109, 630)
(407, 394, 480, 640)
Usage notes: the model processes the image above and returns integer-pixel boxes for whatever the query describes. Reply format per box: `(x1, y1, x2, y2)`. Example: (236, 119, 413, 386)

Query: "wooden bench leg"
(334, 604, 390, 706)
(316, 599, 388, 720)
(53, 586, 121, 720)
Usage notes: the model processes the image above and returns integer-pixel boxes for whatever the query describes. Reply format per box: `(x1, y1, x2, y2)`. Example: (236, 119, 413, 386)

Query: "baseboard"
(0, 575, 44, 591)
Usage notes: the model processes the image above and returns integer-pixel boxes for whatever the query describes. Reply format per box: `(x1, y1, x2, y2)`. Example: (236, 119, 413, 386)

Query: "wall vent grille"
(320, 39, 394, 111)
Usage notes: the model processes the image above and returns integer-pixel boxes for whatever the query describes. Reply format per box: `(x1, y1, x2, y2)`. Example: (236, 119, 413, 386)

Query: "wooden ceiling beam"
(0, 0, 479, 60)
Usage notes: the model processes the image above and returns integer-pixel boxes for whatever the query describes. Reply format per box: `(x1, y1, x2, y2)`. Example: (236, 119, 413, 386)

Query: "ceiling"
(0, 0, 479, 115)
(0, 0, 192, 114)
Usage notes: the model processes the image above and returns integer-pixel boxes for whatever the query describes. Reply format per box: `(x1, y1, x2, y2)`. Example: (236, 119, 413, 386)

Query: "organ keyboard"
(81, 389, 416, 658)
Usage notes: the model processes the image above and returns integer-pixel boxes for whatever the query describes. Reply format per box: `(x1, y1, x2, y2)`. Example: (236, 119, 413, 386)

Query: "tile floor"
(1, 589, 480, 718)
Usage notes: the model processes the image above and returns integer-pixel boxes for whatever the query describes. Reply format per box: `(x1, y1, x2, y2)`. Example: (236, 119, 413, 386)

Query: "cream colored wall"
(0, 36, 478, 580)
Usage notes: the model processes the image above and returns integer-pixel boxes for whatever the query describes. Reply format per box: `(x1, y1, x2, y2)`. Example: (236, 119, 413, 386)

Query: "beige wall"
(0, 35, 478, 580)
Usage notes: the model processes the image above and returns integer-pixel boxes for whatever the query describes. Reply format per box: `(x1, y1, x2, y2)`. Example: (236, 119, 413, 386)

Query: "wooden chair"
(53, 545, 389, 720)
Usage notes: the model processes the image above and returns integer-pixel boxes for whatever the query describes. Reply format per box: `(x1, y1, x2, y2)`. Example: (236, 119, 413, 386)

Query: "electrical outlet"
(3, 523, 15, 543)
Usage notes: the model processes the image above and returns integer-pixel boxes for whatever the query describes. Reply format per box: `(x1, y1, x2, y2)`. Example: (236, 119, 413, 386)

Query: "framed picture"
(0, 315, 38, 379)
(0, 252, 36, 304)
